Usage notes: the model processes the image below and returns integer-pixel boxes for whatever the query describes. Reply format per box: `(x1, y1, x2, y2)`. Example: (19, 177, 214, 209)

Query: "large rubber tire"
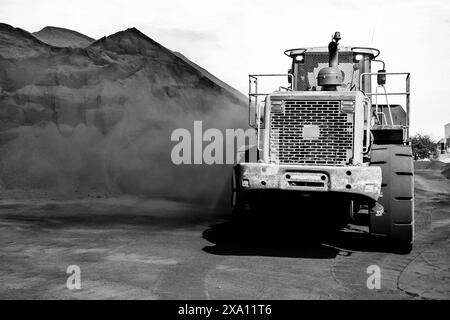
(370, 144, 414, 252)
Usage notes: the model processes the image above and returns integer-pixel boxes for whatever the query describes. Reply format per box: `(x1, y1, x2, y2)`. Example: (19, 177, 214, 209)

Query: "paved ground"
(0, 168, 449, 299)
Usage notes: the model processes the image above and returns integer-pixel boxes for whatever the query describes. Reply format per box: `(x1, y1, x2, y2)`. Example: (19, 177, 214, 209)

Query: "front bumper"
(235, 163, 382, 202)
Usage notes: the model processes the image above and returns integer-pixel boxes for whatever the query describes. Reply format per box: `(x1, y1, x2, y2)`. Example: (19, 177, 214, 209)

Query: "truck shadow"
(202, 215, 395, 259)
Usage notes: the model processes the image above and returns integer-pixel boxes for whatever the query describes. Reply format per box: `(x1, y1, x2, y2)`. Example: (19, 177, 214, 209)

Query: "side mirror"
(287, 69, 292, 84)
(377, 69, 386, 85)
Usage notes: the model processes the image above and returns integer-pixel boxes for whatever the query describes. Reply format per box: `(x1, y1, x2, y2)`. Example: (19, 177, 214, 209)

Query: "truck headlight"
(294, 54, 305, 64)
(353, 54, 364, 62)
(271, 100, 284, 113)
(341, 100, 355, 113)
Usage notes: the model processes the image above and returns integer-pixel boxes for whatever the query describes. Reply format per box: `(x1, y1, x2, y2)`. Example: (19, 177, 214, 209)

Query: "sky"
(1, 0, 449, 138)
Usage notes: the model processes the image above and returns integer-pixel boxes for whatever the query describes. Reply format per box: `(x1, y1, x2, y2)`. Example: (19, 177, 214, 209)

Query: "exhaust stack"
(317, 32, 343, 90)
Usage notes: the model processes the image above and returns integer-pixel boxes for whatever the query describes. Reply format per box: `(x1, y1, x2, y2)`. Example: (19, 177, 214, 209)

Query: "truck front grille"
(270, 100, 353, 165)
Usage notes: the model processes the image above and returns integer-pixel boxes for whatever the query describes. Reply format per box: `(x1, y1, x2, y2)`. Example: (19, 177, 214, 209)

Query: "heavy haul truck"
(232, 32, 414, 252)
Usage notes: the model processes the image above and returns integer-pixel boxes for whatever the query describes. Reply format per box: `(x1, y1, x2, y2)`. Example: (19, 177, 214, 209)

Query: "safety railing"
(249, 74, 294, 125)
(360, 72, 411, 138)
(249, 74, 294, 151)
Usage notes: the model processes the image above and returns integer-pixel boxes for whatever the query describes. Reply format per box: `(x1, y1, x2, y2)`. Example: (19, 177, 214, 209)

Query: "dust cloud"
(0, 24, 249, 210)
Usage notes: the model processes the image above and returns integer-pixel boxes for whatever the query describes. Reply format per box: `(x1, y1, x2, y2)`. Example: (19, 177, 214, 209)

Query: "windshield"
(294, 51, 361, 91)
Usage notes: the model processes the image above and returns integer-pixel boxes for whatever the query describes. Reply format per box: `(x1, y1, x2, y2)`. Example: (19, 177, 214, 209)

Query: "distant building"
(437, 123, 450, 162)
(437, 138, 446, 154)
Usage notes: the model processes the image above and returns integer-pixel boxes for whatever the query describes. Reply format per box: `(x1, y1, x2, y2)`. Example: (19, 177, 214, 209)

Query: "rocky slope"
(0, 23, 248, 205)
(32, 26, 95, 48)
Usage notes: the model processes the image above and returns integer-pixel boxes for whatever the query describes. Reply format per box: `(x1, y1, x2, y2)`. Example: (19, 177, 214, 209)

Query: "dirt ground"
(0, 167, 449, 299)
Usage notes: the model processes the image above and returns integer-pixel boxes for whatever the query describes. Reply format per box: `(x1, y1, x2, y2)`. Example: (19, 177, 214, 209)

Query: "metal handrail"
(256, 99, 261, 151)
(374, 85, 393, 125)
(365, 92, 410, 96)
(360, 72, 411, 138)
(250, 73, 294, 77)
(372, 59, 385, 70)
(249, 74, 294, 151)
(248, 73, 294, 126)
(363, 98, 371, 154)
(376, 111, 389, 126)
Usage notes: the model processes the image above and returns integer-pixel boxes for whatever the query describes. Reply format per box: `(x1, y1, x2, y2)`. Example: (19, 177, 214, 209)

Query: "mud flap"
(369, 202, 387, 236)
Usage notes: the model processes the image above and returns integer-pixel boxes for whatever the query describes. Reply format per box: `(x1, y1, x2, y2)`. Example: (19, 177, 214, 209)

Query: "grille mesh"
(270, 100, 353, 165)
